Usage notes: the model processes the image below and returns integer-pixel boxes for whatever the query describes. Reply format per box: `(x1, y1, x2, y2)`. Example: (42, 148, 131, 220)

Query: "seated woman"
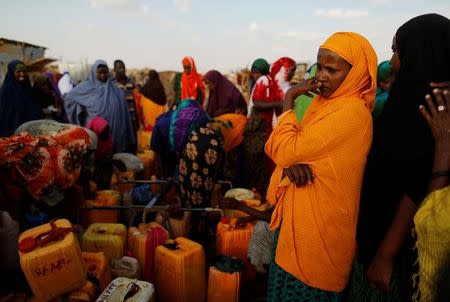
(265, 32, 377, 301)
(64, 60, 136, 153)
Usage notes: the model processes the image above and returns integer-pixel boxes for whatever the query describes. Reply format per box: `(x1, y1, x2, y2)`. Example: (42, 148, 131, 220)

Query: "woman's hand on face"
(289, 78, 322, 99)
(283, 78, 321, 112)
(283, 164, 314, 187)
(419, 85, 450, 148)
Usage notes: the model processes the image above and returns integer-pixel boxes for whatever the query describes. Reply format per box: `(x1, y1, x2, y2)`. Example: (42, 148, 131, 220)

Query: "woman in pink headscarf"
(86, 116, 113, 160)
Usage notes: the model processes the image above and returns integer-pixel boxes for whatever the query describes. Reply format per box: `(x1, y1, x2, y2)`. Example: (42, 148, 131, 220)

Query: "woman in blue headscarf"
(64, 60, 136, 153)
(373, 60, 394, 119)
(0, 60, 42, 137)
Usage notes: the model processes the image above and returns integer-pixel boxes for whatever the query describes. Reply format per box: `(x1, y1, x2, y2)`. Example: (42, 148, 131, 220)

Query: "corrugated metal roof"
(0, 37, 46, 49)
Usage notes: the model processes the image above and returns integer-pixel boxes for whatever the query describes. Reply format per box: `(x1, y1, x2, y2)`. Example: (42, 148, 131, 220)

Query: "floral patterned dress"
(178, 122, 224, 208)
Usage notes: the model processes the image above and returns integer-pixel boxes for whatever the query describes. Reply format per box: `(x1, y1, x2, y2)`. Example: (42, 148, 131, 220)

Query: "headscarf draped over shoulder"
(181, 56, 206, 103)
(318, 32, 377, 112)
(264, 32, 377, 292)
(0, 60, 42, 137)
(64, 60, 135, 153)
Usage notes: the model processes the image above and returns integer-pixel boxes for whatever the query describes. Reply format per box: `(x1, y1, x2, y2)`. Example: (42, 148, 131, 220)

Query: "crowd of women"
(0, 12, 449, 302)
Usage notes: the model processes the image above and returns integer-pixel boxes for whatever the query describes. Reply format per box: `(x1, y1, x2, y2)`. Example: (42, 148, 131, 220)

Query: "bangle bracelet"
(431, 170, 449, 178)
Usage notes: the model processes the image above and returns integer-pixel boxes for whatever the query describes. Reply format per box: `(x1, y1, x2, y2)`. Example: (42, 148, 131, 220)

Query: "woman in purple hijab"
(203, 70, 247, 117)
(64, 60, 135, 153)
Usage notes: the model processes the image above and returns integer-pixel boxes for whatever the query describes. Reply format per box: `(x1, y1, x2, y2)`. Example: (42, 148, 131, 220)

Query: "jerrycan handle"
(163, 239, 178, 250)
(92, 227, 107, 234)
(120, 257, 135, 269)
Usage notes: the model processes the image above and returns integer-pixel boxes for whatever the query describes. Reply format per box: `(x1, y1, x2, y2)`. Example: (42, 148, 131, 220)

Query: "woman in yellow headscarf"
(265, 32, 377, 301)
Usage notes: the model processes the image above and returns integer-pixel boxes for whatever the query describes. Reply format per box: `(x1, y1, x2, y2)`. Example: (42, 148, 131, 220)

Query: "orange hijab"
(181, 56, 206, 102)
(213, 113, 247, 152)
(265, 32, 377, 291)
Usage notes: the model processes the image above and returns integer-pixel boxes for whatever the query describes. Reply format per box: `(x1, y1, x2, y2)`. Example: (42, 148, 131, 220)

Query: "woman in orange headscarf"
(265, 32, 377, 301)
(181, 56, 206, 104)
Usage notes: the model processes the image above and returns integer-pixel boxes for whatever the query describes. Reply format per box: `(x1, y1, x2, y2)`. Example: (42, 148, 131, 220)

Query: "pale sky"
(1, 0, 449, 73)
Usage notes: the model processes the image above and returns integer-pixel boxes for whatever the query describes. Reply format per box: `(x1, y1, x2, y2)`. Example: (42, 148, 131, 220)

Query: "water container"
(111, 256, 140, 279)
(128, 223, 168, 282)
(18, 219, 86, 302)
(82, 251, 111, 291)
(216, 220, 254, 261)
(82, 191, 121, 228)
(207, 266, 241, 302)
(96, 277, 155, 302)
(116, 171, 135, 196)
(169, 211, 191, 238)
(155, 237, 206, 302)
(68, 280, 97, 302)
(82, 223, 127, 261)
(112, 153, 145, 173)
(137, 151, 155, 180)
(67, 290, 92, 302)
(137, 129, 152, 152)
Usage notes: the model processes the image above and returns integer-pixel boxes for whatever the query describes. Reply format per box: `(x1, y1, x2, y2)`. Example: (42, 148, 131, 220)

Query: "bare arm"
(367, 195, 417, 291)
(429, 143, 450, 192)
(253, 100, 282, 111)
(282, 78, 320, 112)
(219, 197, 273, 222)
(379, 195, 417, 256)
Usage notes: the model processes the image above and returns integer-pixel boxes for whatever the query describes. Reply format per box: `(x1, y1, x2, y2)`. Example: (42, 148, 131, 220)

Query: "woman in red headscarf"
(181, 56, 206, 104)
(251, 57, 296, 133)
(271, 57, 297, 102)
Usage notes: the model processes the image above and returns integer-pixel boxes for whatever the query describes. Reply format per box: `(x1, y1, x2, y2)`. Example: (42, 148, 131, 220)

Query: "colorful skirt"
(267, 230, 342, 302)
(178, 122, 224, 208)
